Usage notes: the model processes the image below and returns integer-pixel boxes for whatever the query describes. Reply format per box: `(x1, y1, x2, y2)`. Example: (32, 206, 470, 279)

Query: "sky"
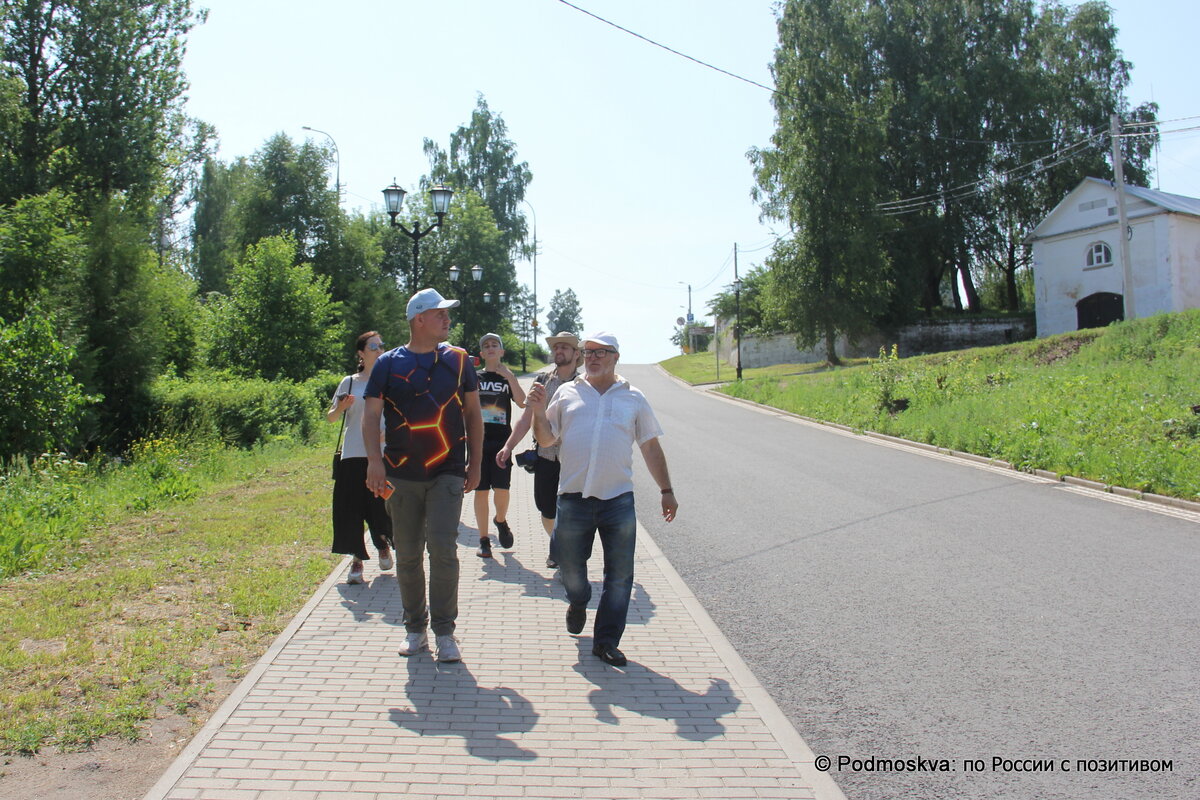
(180, 0, 1200, 364)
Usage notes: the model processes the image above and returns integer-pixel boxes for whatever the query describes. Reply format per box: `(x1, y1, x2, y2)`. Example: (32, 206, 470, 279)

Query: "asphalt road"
(620, 363, 1200, 800)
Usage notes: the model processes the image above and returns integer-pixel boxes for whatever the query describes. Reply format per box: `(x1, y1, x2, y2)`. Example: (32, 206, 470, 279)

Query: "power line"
(554, 0, 775, 94)
(876, 132, 1104, 214)
(1123, 114, 1200, 129)
(1120, 125, 1200, 140)
(554, 0, 1068, 148)
(695, 249, 736, 293)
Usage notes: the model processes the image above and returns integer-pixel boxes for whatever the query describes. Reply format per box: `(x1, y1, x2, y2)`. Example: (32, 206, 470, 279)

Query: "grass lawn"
(0, 441, 338, 755)
(662, 311, 1200, 501)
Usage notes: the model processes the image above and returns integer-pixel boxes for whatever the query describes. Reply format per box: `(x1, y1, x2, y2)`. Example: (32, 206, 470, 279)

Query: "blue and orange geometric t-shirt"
(364, 343, 479, 482)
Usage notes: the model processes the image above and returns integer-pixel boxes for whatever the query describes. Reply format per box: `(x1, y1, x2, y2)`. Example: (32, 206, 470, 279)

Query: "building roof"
(1118, 180, 1200, 217)
(1026, 177, 1200, 243)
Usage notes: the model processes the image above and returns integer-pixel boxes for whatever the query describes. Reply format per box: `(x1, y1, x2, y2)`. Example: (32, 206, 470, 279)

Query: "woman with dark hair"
(327, 331, 392, 584)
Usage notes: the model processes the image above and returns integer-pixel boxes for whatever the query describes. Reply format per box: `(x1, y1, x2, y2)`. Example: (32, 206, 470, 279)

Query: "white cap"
(406, 288, 459, 320)
(582, 331, 619, 353)
(479, 332, 503, 348)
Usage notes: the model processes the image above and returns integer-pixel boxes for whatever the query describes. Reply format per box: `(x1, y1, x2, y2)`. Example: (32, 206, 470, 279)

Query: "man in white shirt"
(528, 331, 678, 666)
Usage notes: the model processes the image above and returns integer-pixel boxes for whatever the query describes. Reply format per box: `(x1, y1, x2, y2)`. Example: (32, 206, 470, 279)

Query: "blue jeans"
(554, 492, 636, 647)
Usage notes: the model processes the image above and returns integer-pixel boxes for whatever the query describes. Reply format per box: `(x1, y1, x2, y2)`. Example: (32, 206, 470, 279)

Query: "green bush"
(152, 373, 322, 448)
(0, 310, 99, 462)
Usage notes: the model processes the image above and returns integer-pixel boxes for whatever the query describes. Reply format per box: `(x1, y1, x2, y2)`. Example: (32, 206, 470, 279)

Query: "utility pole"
(687, 283, 694, 354)
(1110, 114, 1136, 321)
(734, 243, 742, 381)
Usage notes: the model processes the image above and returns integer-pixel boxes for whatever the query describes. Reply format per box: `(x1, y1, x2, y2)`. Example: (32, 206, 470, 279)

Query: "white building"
(1026, 177, 1200, 338)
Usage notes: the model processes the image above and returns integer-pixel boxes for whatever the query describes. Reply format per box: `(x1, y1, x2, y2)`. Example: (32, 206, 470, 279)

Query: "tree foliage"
(707, 265, 771, 337)
(0, 0, 206, 209)
(202, 235, 340, 382)
(0, 7, 541, 460)
(0, 308, 97, 461)
(546, 288, 583, 337)
(751, 0, 892, 363)
(424, 94, 533, 257)
(753, 0, 1159, 344)
(0, 190, 81, 322)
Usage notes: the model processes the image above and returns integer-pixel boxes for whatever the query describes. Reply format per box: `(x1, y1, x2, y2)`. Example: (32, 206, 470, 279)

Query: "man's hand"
(464, 461, 482, 493)
(661, 490, 678, 523)
(365, 459, 388, 498)
(527, 381, 547, 409)
(496, 445, 511, 468)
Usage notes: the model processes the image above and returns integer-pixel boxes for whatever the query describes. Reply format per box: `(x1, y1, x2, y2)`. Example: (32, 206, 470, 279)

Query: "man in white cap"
(473, 332, 526, 558)
(528, 331, 678, 667)
(363, 288, 484, 663)
(496, 331, 583, 567)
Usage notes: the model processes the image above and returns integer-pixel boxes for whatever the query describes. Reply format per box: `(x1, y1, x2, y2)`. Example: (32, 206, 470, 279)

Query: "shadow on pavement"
(389, 656, 539, 762)
(572, 641, 741, 742)
(334, 572, 401, 624)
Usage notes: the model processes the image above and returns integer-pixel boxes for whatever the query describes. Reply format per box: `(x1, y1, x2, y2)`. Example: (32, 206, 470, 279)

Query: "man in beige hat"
(496, 331, 582, 568)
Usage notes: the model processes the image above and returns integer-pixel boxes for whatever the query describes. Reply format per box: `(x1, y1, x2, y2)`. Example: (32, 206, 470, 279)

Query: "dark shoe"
(546, 556, 558, 569)
(566, 604, 586, 635)
(495, 518, 514, 549)
(592, 643, 627, 667)
(477, 537, 493, 558)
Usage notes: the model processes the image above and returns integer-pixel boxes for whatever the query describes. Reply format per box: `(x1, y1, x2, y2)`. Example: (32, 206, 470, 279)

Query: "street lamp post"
(382, 181, 454, 293)
(522, 199, 537, 372)
(302, 126, 341, 203)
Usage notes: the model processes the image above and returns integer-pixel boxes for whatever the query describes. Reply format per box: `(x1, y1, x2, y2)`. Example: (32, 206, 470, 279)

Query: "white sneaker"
(347, 560, 365, 584)
(378, 549, 394, 571)
(397, 631, 428, 656)
(435, 634, 461, 663)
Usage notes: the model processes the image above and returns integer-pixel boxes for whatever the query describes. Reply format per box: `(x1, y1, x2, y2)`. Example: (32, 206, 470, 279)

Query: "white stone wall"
(713, 318, 1034, 369)
(1169, 215, 1200, 311)
(1032, 214, 1163, 338)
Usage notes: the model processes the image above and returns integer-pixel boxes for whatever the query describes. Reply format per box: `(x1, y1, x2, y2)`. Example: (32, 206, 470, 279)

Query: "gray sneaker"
(377, 548, 394, 571)
(397, 631, 428, 657)
(436, 634, 462, 663)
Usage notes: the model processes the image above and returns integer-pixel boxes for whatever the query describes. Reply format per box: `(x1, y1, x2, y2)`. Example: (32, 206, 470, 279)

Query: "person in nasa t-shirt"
(473, 333, 526, 558)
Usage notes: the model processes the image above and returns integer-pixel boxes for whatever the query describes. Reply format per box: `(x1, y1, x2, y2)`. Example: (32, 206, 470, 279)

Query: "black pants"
(331, 457, 392, 560)
(534, 456, 562, 519)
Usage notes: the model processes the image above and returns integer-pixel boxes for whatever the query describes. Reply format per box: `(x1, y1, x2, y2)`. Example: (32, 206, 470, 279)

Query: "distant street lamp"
(302, 126, 341, 203)
(449, 264, 485, 348)
(448, 264, 483, 284)
(383, 181, 454, 292)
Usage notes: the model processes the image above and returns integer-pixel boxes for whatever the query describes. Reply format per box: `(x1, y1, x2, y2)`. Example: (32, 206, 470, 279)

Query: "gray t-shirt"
(535, 367, 579, 462)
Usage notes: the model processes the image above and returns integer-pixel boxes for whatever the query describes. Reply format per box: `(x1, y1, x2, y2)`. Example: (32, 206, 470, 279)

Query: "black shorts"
(534, 456, 561, 519)
(476, 439, 512, 491)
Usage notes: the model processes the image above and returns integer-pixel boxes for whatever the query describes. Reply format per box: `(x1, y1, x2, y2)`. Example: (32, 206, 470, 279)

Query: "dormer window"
(1085, 242, 1112, 269)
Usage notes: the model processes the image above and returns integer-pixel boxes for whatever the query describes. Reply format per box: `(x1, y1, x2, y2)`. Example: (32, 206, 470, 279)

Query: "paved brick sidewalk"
(144, 466, 843, 800)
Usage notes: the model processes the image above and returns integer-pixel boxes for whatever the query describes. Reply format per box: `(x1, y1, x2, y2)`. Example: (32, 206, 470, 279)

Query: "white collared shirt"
(546, 375, 664, 501)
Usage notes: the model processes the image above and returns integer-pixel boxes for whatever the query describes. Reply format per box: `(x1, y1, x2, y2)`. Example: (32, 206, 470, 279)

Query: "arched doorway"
(1076, 292, 1124, 330)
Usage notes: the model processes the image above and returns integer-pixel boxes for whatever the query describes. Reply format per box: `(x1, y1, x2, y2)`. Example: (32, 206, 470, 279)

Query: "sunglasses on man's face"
(582, 348, 617, 358)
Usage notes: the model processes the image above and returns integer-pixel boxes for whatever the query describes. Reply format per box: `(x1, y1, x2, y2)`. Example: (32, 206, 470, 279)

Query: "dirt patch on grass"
(0, 685, 236, 800)
(1028, 332, 1100, 365)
